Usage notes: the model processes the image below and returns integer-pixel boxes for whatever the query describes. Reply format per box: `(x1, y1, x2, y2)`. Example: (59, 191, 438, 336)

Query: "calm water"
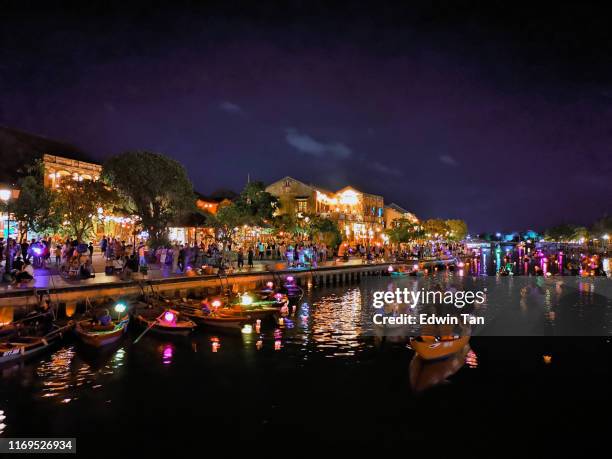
(2, 273, 612, 451)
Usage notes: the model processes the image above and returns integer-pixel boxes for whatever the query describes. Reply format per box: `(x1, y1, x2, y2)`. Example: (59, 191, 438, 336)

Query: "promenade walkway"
(0, 253, 381, 297)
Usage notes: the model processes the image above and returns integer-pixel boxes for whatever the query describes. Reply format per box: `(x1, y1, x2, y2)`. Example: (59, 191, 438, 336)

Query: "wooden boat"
(134, 306, 196, 336)
(178, 299, 276, 322)
(0, 322, 74, 365)
(410, 335, 470, 361)
(75, 314, 130, 348)
(183, 311, 246, 330)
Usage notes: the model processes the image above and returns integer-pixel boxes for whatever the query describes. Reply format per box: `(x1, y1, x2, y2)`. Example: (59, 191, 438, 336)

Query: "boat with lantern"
(134, 305, 196, 336)
(178, 295, 278, 322)
(75, 302, 130, 348)
(0, 320, 75, 365)
(183, 311, 247, 330)
(409, 335, 470, 361)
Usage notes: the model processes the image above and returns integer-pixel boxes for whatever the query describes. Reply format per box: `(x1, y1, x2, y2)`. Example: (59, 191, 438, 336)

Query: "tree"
(102, 151, 195, 248)
(54, 178, 119, 242)
(385, 218, 424, 245)
(207, 203, 248, 249)
(445, 219, 468, 241)
(310, 217, 342, 249)
(545, 224, 577, 242)
(422, 219, 450, 240)
(8, 173, 58, 242)
(592, 216, 612, 238)
(234, 181, 278, 226)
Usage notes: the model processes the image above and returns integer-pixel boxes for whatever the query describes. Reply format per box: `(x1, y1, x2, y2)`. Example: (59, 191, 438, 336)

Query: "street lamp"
(0, 185, 21, 280)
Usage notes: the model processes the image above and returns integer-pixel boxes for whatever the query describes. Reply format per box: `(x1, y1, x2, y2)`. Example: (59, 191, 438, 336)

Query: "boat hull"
(135, 315, 195, 335)
(75, 316, 129, 348)
(410, 336, 470, 361)
(0, 322, 74, 365)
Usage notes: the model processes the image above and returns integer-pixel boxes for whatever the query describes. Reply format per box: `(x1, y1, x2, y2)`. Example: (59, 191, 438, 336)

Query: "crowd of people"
(2, 233, 608, 285)
(0, 236, 96, 284)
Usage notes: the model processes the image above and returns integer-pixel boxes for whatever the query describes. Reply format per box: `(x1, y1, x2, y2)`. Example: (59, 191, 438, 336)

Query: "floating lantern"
(266, 281, 274, 289)
(278, 317, 284, 325)
(286, 276, 294, 282)
(241, 324, 253, 334)
(413, 264, 419, 271)
(114, 303, 127, 314)
(388, 265, 394, 272)
(543, 355, 552, 364)
(274, 340, 281, 351)
(211, 299, 222, 308)
(457, 262, 465, 268)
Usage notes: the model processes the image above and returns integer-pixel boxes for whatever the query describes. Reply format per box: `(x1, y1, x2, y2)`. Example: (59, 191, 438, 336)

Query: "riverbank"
(0, 258, 396, 308)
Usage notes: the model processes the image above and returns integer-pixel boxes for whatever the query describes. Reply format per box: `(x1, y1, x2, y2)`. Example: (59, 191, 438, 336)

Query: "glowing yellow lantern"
(0, 306, 14, 326)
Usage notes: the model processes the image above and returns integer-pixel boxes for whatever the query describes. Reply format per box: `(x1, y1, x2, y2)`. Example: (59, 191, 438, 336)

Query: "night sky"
(1, 1, 611, 232)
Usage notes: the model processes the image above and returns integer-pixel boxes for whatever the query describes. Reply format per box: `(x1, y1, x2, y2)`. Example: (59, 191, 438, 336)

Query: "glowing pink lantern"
(286, 276, 294, 282)
(266, 281, 274, 289)
(164, 311, 176, 323)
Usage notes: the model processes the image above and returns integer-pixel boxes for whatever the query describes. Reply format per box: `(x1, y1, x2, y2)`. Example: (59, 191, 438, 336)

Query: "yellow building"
(384, 203, 419, 229)
(43, 153, 102, 188)
(266, 176, 386, 244)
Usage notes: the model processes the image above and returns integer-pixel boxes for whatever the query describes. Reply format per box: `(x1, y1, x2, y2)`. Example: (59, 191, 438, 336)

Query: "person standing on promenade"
(248, 247, 254, 268)
(100, 236, 107, 256)
(138, 243, 146, 268)
(177, 245, 185, 273)
(54, 244, 62, 266)
(237, 248, 244, 270)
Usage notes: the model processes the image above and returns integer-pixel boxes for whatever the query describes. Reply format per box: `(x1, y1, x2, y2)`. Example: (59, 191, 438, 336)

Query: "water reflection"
(35, 346, 125, 403)
(310, 288, 363, 358)
(160, 344, 174, 365)
(0, 409, 6, 436)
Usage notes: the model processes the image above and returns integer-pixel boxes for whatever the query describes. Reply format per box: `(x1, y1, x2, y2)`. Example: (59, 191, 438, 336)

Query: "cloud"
(372, 161, 403, 176)
(439, 155, 458, 167)
(285, 128, 352, 159)
(219, 101, 245, 116)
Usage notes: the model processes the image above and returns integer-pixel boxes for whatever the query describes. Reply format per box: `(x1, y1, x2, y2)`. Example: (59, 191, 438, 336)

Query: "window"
(296, 199, 308, 213)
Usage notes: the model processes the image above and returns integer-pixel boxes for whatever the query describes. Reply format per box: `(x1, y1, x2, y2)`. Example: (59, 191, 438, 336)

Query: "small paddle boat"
(75, 307, 130, 348)
(0, 321, 74, 365)
(410, 335, 471, 361)
(134, 306, 196, 336)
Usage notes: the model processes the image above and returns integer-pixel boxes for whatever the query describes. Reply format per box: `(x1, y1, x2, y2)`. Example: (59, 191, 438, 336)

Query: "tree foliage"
(385, 218, 424, 244)
(54, 178, 120, 242)
(310, 216, 342, 249)
(102, 151, 195, 248)
(445, 219, 468, 241)
(234, 181, 278, 226)
(544, 224, 589, 242)
(7, 162, 58, 241)
(207, 203, 247, 249)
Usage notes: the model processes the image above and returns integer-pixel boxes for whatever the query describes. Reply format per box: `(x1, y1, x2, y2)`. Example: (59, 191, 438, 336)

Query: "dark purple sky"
(1, 1, 611, 232)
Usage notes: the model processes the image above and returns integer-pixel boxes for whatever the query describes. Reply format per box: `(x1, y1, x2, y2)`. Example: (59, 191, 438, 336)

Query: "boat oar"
(133, 311, 165, 344)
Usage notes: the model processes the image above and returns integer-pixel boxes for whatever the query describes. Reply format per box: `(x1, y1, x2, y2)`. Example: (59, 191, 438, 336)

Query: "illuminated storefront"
(266, 177, 387, 244)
